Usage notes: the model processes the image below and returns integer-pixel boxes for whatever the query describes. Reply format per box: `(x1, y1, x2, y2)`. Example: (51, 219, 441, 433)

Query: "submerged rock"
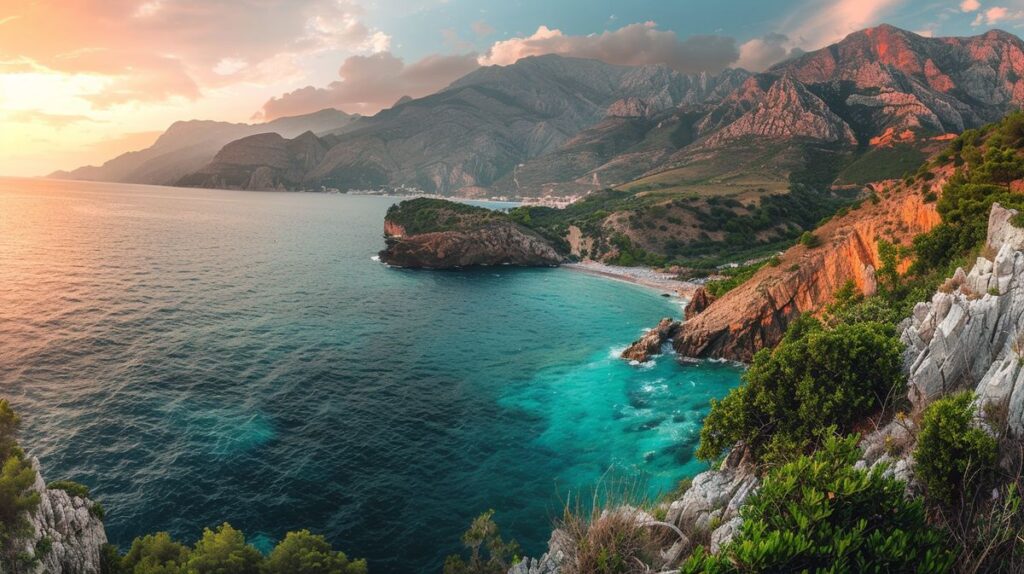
(621, 318, 680, 362)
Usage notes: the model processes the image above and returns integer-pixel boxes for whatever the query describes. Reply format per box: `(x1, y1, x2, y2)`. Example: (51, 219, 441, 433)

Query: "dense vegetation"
(510, 182, 858, 268)
(682, 435, 954, 573)
(695, 314, 904, 465)
(443, 510, 520, 574)
(384, 198, 506, 235)
(103, 523, 367, 574)
(0, 399, 41, 573)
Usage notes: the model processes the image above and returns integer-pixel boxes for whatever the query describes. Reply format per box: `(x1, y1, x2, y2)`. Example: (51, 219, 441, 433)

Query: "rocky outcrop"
(675, 180, 941, 361)
(19, 457, 107, 574)
(621, 318, 680, 362)
(902, 204, 1024, 433)
(177, 131, 331, 191)
(380, 222, 562, 269)
(507, 451, 758, 574)
(684, 287, 716, 320)
(703, 73, 857, 146)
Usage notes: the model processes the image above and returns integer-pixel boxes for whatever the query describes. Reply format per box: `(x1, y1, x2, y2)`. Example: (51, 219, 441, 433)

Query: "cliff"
(902, 204, 1024, 427)
(19, 457, 107, 574)
(378, 198, 562, 269)
(675, 179, 941, 361)
(176, 131, 331, 191)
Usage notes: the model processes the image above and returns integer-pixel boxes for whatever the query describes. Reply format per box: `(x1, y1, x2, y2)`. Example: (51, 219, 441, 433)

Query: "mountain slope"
(508, 26, 1024, 199)
(176, 131, 333, 191)
(50, 109, 355, 186)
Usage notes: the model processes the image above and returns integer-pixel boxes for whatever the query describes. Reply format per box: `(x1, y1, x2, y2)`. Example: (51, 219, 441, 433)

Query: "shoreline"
(563, 261, 700, 300)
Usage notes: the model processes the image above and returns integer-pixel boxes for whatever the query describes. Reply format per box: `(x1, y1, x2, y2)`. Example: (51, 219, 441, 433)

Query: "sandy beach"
(564, 261, 701, 299)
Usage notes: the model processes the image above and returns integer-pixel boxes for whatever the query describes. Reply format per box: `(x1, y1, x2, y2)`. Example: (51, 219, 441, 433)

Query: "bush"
(681, 435, 954, 573)
(915, 392, 998, 507)
(47, 480, 91, 499)
(265, 530, 367, 574)
(444, 510, 520, 574)
(186, 523, 263, 574)
(799, 231, 821, 248)
(0, 400, 41, 572)
(696, 317, 904, 464)
(123, 532, 190, 574)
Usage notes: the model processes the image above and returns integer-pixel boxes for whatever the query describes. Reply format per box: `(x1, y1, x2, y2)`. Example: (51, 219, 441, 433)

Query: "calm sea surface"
(0, 177, 741, 573)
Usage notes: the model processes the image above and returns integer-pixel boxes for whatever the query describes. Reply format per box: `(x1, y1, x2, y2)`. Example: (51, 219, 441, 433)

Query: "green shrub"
(265, 530, 367, 574)
(123, 532, 190, 574)
(47, 480, 91, 499)
(444, 510, 520, 574)
(799, 231, 821, 248)
(681, 435, 954, 573)
(696, 317, 904, 464)
(187, 523, 263, 574)
(100, 543, 126, 574)
(915, 392, 998, 507)
(0, 399, 41, 572)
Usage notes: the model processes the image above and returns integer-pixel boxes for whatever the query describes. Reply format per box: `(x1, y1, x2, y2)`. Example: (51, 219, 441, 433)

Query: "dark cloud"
(480, 22, 739, 74)
(257, 52, 480, 119)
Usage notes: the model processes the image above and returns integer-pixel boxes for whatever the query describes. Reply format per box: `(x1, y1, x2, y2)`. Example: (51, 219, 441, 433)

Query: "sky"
(1, 0, 1023, 177)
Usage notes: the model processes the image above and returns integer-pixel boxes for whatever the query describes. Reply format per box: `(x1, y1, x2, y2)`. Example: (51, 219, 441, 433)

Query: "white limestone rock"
(17, 457, 108, 574)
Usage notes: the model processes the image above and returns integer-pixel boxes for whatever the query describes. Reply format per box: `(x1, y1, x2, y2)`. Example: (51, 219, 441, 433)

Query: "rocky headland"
(674, 177, 943, 361)
(378, 198, 562, 269)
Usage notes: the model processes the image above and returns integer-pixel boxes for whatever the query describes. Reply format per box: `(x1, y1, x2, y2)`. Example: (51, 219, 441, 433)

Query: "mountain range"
(53, 25, 1024, 199)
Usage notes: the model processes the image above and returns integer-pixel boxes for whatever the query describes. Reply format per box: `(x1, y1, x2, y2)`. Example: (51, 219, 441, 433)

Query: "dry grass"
(556, 478, 678, 574)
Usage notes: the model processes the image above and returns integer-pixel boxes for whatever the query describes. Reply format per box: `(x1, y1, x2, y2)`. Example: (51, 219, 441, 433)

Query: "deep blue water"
(0, 178, 741, 573)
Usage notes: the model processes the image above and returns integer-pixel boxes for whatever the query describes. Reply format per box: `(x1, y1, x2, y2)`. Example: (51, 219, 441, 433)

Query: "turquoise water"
(0, 178, 741, 573)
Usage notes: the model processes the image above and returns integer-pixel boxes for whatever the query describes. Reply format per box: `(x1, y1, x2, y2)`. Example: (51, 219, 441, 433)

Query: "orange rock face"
(675, 180, 942, 362)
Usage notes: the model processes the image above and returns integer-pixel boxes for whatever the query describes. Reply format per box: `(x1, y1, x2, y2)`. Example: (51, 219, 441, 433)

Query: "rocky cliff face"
(19, 457, 107, 574)
(675, 179, 941, 361)
(902, 204, 1024, 431)
(379, 222, 562, 269)
(177, 131, 331, 191)
(621, 317, 680, 362)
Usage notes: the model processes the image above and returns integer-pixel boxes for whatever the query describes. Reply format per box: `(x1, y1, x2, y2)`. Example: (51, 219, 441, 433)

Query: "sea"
(0, 177, 741, 573)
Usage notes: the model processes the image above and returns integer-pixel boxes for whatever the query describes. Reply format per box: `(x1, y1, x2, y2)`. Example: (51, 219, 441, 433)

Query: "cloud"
(472, 21, 496, 38)
(6, 109, 98, 127)
(782, 0, 902, 50)
(971, 5, 1024, 25)
(479, 22, 739, 74)
(0, 0, 391, 106)
(960, 0, 981, 11)
(256, 51, 480, 119)
(737, 33, 803, 72)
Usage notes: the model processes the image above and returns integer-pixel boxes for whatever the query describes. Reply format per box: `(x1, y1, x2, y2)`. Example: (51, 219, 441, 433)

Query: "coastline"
(563, 261, 700, 299)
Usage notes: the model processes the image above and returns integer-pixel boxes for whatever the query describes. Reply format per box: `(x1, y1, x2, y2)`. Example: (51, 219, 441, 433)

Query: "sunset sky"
(1, 0, 1021, 177)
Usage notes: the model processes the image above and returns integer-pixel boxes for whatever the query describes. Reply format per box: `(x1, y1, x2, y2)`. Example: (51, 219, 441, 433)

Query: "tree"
(681, 435, 954, 573)
(443, 510, 520, 574)
(186, 523, 263, 574)
(264, 530, 367, 574)
(0, 400, 41, 574)
(696, 317, 904, 464)
(120, 532, 190, 574)
(915, 392, 998, 508)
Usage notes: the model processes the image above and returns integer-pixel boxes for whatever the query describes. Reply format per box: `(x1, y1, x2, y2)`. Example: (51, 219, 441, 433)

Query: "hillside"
(176, 131, 334, 191)
(49, 109, 356, 186)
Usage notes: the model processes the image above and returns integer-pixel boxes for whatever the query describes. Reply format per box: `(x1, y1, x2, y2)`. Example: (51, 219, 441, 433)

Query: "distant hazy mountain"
(72, 26, 1024, 197)
(50, 108, 356, 186)
(176, 131, 335, 191)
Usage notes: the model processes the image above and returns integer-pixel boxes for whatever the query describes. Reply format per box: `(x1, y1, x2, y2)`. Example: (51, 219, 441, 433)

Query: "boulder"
(621, 318, 681, 362)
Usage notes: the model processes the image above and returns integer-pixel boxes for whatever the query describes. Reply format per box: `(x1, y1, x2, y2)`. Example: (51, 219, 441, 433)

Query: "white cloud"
(960, 0, 981, 12)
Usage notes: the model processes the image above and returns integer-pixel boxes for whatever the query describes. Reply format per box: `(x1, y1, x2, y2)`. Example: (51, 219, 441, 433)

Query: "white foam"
(370, 255, 380, 262)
